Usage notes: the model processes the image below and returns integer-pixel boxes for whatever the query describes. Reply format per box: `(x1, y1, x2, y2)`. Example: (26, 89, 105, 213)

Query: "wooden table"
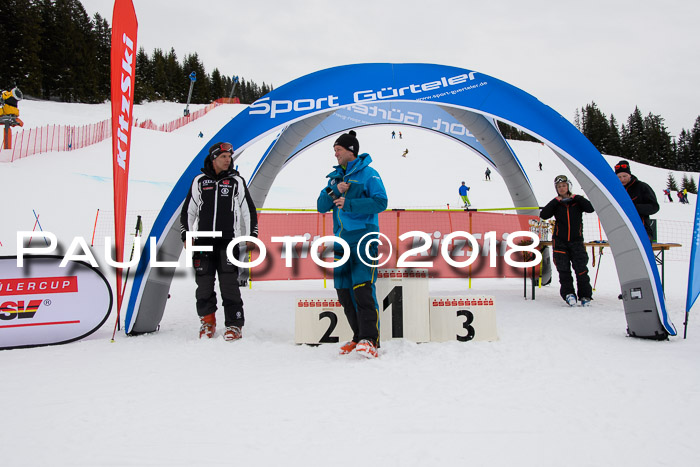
(525, 241, 681, 299)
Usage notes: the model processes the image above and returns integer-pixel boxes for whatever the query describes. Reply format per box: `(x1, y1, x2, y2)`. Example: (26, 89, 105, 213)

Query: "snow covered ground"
(1, 101, 699, 467)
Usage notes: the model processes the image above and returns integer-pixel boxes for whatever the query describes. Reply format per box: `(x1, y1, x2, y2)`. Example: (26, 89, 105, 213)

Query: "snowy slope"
(1, 102, 699, 467)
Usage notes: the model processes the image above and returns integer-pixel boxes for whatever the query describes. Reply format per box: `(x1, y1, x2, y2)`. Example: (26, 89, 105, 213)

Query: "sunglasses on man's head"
(211, 142, 234, 158)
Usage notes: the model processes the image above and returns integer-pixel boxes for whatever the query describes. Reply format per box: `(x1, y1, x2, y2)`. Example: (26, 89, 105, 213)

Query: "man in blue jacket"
(458, 181, 470, 207)
(317, 130, 388, 358)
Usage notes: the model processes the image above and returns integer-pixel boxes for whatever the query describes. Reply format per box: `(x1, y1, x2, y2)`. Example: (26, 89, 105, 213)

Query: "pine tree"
(676, 129, 693, 171)
(92, 13, 111, 102)
(681, 174, 689, 192)
(182, 53, 210, 103)
(0, 0, 44, 95)
(150, 48, 168, 100)
(573, 108, 581, 131)
(687, 176, 698, 195)
(210, 69, 226, 100)
(580, 102, 610, 153)
(621, 107, 646, 162)
(134, 48, 155, 103)
(667, 172, 679, 191)
(164, 48, 182, 101)
(605, 115, 622, 156)
(643, 113, 673, 168)
(690, 116, 700, 172)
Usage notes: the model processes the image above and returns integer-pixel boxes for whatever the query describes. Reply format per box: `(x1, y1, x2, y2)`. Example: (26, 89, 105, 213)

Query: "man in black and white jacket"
(180, 142, 258, 341)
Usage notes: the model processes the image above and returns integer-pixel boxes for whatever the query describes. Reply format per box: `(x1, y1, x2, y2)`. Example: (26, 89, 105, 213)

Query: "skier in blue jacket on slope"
(317, 130, 388, 358)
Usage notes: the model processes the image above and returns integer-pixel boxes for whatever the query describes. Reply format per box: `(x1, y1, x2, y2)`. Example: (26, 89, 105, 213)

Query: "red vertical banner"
(110, 0, 138, 315)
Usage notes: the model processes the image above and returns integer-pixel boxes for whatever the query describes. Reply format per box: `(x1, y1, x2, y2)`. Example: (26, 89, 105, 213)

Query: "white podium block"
(376, 269, 430, 343)
(294, 298, 353, 344)
(294, 269, 431, 345)
(429, 296, 498, 342)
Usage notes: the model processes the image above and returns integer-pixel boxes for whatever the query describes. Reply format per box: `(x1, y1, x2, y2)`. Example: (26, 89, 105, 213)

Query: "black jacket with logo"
(623, 175, 659, 239)
(540, 195, 594, 242)
(180, 157, 258, 244)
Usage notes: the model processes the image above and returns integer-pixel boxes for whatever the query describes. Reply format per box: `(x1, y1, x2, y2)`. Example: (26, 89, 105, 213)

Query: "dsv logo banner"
(0, 256, 112, 350)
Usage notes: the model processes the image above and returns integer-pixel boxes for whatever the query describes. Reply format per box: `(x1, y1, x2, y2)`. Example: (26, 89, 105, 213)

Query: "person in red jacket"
(540, 175, 595, 307)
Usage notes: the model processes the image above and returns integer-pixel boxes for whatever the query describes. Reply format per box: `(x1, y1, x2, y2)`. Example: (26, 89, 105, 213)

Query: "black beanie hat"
(615, 160, 631, 175)
(208, 142, 233, 160)
(334, 130, 359, 156)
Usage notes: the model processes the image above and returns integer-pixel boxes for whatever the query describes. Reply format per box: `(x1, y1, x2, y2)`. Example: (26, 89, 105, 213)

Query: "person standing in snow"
(614, 160, 659, 242)
(458, 181, 470, 207)
(181, 142, 258, 341)
(485, 167, 491, 181)
(540, 175, 595, 307)
(317, 130, 388, 358)
(663, 188, 673, 203)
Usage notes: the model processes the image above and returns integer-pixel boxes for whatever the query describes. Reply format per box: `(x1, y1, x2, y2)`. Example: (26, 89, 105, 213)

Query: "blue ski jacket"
(317, 153, 388, 244)
(459, 185, 469, 196)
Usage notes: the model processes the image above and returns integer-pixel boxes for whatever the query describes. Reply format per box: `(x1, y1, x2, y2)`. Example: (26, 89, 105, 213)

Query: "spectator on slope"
(614, 160, 659, 242)
(663, 188, 673, 203)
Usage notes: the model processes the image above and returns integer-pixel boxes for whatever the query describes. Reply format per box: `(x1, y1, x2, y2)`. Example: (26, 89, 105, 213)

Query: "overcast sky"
(83, 0, 699, 135)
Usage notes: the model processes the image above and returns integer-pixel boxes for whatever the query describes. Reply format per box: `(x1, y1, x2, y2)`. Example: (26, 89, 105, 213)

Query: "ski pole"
(111, 215, 143, 341)
(91, 209, 100, 247)
(27, 213, 39, 246)
(32, 209, 49, 245)
(592, 246, 604, 291)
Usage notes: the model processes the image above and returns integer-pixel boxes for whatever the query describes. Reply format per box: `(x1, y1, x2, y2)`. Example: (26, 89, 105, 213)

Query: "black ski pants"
(192, 243, 244, 327)
(336, 282, 379, 347)
(552, 238, 592, 301)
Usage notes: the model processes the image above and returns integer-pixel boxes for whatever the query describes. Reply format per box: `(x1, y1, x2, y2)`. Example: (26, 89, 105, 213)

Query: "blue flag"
(686, 195, 700, 313)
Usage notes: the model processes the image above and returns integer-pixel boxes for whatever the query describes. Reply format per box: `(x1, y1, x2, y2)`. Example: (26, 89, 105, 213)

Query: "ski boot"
(199, 313, 216, 338)
(355, 339, 378, 358)
(580, 297, 592, 307)
(565, 294, 577, 307)
(339, 341, 357, 355)
(223, 326, 242, 341)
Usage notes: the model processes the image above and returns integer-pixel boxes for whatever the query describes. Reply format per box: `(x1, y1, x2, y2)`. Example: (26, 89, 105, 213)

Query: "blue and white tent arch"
(124, 63, 676, 340)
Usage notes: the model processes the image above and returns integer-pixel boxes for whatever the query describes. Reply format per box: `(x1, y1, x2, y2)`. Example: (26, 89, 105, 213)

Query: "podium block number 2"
(318, 311, 340, 343)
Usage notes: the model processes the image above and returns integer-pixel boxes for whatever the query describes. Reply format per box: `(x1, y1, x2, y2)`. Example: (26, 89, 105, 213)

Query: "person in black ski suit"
(181, 142, 258, 341)
(614, 160, 659, 242)
(540, 175, 595, 306)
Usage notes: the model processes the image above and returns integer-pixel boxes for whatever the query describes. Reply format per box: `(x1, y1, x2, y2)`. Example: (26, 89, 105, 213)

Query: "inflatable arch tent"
(124, 63, 676, 340)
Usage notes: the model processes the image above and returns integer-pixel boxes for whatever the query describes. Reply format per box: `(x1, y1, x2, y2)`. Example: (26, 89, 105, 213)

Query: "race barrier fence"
(0, 98, 239, 162)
